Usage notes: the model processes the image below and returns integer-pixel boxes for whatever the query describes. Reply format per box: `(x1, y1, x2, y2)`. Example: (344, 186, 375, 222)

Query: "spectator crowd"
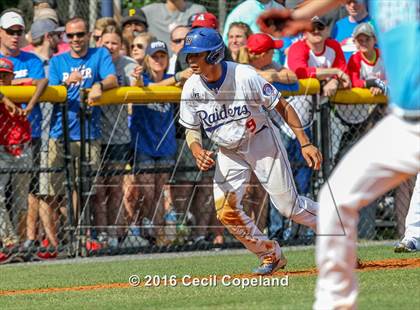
(0, 0, 402, 263)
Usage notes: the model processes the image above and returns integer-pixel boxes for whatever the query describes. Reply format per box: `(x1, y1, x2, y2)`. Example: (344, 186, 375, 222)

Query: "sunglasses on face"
(131, 43, 144, 49)
(312, 23, 326, 32)
(93, 35, 101, 42)
(66, 32, 87, 39)
(171, 38, 185, 44)
(2, 28, 24, 36)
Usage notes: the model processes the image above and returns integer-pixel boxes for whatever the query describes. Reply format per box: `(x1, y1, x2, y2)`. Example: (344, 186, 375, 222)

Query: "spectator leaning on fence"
(334, 22, 387, 240)
(335, 22, 387, 163)
(0, 55, 48, 263)
(129, 40, 180, 246)
(286, 16, 350, 191)
(287, 16, 351, 96)
(0, 9, 49, 249)
(46, 17, 118, 233)
(92, 25, 138, 249)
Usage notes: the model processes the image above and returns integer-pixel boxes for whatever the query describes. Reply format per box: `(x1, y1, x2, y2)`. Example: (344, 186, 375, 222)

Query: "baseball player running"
(258, 0, 419, 308)
(178, 27, 322, 275)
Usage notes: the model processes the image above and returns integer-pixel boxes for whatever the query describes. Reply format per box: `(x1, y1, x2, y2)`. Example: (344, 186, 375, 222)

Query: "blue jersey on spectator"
(331, 15, 371, 61)
(48, 47, 116, 140)
(130, 73, 176, 157)
(367, 0, 419, 116)
(1, 51, 45, 138)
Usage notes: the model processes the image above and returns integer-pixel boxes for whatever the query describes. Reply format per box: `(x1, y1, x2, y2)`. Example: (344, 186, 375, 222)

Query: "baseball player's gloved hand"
(301, 144, 322, 170)
(257, 8, 313, 37)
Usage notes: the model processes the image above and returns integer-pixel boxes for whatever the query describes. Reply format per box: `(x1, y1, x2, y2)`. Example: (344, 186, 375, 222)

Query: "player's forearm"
(186, 128, 203, 155)
(291, 0, 346, 20)
(275, 97, 311, 145)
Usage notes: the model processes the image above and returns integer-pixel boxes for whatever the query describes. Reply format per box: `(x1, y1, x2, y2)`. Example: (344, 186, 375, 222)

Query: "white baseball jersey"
(179, 62, 281, 149)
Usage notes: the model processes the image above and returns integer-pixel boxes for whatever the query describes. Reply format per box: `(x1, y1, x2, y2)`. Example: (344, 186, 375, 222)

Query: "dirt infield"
(1, 257, 419, 297)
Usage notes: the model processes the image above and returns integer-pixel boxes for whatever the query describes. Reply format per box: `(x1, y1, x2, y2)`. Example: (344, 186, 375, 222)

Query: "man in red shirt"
(287, 16, 351, 96)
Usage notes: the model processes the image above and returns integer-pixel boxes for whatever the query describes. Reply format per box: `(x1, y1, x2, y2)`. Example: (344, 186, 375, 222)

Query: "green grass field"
(1, 244, 419, 309)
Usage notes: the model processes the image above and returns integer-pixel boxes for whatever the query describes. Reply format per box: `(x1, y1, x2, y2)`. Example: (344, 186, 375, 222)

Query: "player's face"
(66, 21, 89, 55)
(186, 52, 208, 74)
(354, 34, 376, 53)
(228, 26, 247, 54)
(102, 33, 122, 60)
(0, 25, 24, 52)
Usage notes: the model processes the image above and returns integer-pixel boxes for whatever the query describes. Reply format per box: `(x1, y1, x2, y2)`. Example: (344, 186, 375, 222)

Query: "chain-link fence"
(0, 0, 415, 263)
(1, 86, 415, 263)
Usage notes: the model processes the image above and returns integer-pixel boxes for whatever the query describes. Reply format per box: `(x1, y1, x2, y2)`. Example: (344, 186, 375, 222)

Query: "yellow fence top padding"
(282, 78, 320, 97)
(331, 88, 388, 104)
(90, 86, 182, 105)
(0, 81, 388, 105)
(0, 85, 67, 103)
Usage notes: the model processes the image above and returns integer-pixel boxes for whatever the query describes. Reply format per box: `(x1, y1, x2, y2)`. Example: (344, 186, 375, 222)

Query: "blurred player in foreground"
(178, 27, 322, 275)
(258, 0, 419, 308)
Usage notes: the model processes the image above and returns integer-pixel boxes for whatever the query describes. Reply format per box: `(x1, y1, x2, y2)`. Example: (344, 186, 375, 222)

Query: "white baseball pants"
(403, 172, 420, 247)
(213, 125, 319, 261)
(314, 114, 420, 310)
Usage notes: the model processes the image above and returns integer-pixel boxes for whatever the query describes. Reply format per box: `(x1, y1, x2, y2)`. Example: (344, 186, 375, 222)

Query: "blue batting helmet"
(180, 27, 225, 65)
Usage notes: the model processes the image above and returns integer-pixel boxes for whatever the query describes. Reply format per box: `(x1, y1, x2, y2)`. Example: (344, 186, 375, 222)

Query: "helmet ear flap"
(205, 43, 225, 64)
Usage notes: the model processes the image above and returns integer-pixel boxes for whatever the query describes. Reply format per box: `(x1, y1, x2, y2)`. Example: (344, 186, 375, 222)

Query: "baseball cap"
(191, 13, 218, 30)
(146, 40, 168, 56)
(31, 19, 60, 40)
(0, 58, 14, 74)
(0, 11, 25, 29)
(352, 22, 375, 38)
(247, 33, 283, 54)
(311, 16, 328, 27)
(33, 8, 59, 24)
(121, 8, 148, 29)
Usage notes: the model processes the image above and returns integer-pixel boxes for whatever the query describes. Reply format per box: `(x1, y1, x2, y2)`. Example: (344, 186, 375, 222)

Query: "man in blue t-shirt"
(0, 10, 48, 141)
(0, 9, 49, 250)
(46, 17, 117, 220)
(331, 0, 371, 61)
